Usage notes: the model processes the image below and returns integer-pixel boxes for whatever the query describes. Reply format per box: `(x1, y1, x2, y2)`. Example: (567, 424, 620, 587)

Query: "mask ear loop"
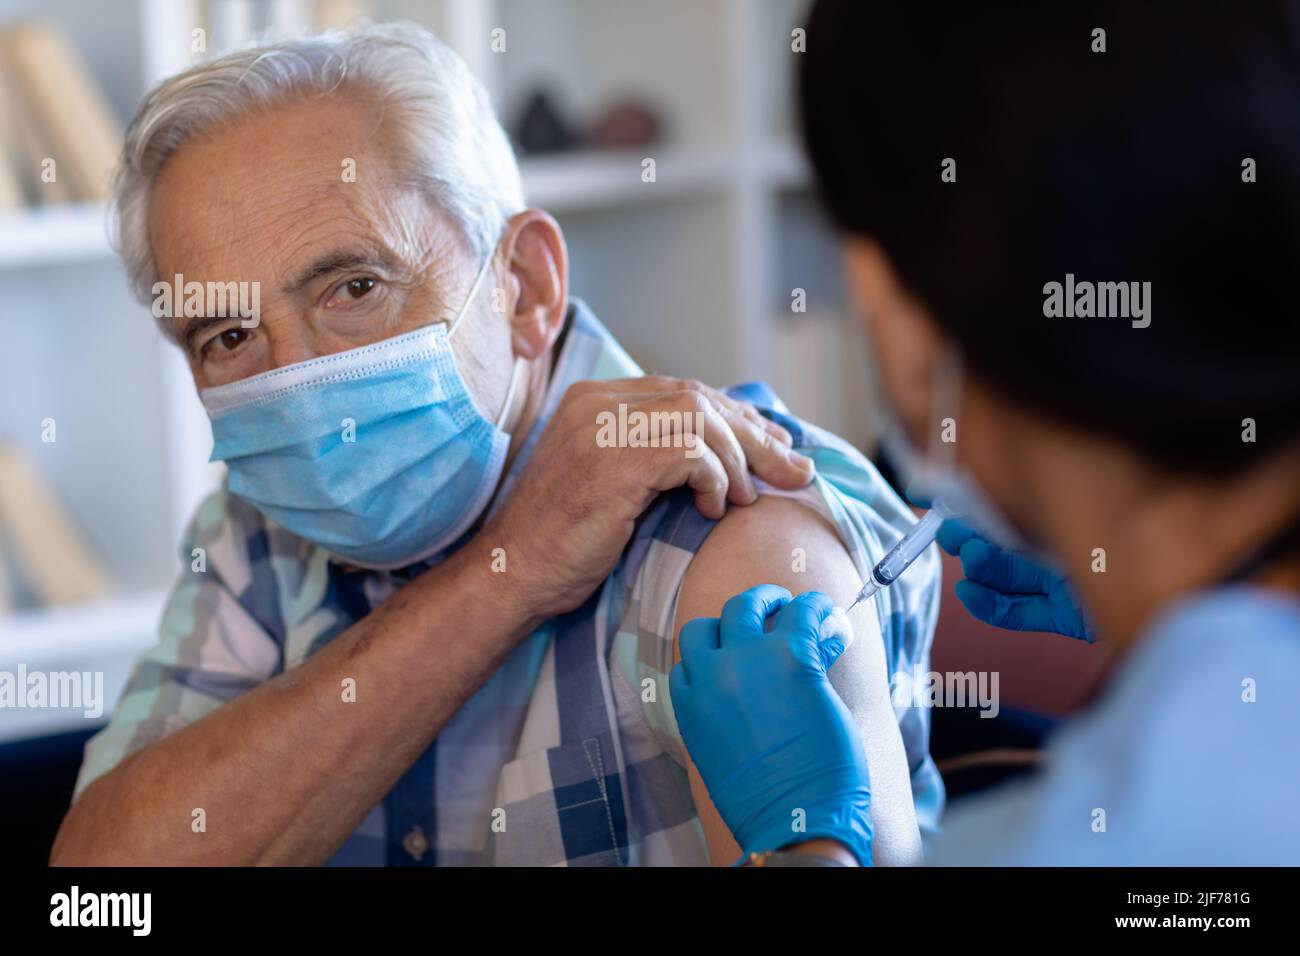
(447, 247, 499, 338)
(928, 346, 1045, 558)
(495, 356, 523, 430)
(924, 344, 965, 489)
(445, 245, 524, 432)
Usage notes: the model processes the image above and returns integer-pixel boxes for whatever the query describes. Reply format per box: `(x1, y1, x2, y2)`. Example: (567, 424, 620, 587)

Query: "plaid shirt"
(74, 300, 943, 865)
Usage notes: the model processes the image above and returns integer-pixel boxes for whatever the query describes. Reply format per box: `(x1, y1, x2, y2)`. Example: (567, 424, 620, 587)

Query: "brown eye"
(217, 329, 248, 351)
(346, 277, 376, 298)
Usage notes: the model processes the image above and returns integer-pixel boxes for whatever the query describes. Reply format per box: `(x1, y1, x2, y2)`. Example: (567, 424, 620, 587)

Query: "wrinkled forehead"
(146, 94, 458, 294)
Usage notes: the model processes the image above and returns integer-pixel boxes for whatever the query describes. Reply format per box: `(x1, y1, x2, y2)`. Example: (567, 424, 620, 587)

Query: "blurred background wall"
(0, 0, 1110, 863)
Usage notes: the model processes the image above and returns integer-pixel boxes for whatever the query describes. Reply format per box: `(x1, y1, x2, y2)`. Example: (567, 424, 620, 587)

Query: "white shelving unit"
(0, 0, 871, 742)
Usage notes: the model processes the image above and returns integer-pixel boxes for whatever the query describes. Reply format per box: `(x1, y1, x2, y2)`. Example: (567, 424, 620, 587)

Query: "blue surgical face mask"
(200, 251, 522, 570)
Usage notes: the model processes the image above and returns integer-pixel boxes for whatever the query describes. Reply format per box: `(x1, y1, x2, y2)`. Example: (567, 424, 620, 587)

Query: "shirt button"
(402, 826, 430, 861)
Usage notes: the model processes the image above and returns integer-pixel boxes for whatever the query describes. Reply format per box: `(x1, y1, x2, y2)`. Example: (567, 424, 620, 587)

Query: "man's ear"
(841, 236, 946, 449)
(498, 209, 568, 360)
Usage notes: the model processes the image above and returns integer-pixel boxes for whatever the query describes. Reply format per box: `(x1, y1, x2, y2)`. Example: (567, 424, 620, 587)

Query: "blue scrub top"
(928, 586, 1300, 865)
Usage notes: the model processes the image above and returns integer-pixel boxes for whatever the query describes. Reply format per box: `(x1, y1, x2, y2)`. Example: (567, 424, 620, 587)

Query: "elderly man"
(51, 23, 941, 866)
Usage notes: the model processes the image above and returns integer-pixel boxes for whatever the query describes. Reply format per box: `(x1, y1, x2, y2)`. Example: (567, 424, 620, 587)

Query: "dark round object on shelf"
(513, 89, 580, 155)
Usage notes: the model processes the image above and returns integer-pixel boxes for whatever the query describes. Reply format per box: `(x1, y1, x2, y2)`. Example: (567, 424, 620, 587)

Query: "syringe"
(846, 499, 954, 613)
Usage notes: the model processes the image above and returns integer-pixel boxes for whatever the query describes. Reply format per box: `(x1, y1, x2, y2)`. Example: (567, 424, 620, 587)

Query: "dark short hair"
(800, 0, 1300, 475)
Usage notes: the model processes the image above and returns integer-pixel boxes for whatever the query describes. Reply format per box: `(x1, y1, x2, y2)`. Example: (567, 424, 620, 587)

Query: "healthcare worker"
(670, 0, 1300, 866)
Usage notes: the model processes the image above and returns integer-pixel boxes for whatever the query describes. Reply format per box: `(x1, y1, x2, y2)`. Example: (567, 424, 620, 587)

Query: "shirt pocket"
(485, 736, 625, 867)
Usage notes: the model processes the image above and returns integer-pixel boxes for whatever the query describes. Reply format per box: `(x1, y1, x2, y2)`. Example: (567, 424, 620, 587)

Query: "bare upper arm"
(672, 493, 923, 866)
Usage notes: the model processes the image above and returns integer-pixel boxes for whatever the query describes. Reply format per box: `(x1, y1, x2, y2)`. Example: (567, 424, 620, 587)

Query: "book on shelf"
(0, 20, 123, 211)
(0, 443, 113, 612)
(0, 45, 41, 212)
(0, 5, 386, 213)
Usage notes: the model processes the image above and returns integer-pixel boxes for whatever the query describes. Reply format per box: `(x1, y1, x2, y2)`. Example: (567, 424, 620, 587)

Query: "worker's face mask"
(880, 346, 1034, 556)
(200, 249, 521, 570)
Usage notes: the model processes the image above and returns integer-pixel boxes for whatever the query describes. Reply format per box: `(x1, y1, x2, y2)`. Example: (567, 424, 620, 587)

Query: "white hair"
(113, 21, 524, 319)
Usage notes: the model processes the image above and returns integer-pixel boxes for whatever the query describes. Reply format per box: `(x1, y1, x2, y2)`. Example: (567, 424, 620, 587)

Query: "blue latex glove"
(669, 585, 874, 866)
(936, 518, 1099, 642)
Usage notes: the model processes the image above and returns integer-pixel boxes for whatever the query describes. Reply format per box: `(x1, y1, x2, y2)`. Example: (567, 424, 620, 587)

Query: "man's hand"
(488, 377, 816, 619)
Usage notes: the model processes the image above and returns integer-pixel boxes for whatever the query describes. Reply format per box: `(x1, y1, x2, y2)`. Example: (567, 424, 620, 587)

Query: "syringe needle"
(845, 579, 881, 615)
